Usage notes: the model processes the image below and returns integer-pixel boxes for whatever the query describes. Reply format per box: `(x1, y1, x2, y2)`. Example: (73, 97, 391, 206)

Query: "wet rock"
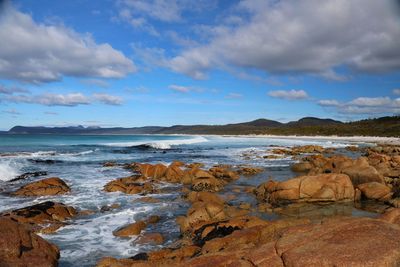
(345, 145, 359, 151)
(146, 215, 161, 224)
(100, 203, 121, 212)
(257, 173, 354, 205)
(28, 159, 62, 164)
(104, 176, 156, 195)
(136, 233, 164, 245)
(237, 166, 264, 176)
(136, 196, 160, 203)
(209, 166, 239, 181)
(102, 161, 119, 167)
(356, 182, 393, 202)
(9, 171, 48, 182)
(191, 176, 224, 192)
(14, 177, 70, 196)
(113, 221, 147, 237)
(0, 218, 60, 267)
(0, 201, 77, 232)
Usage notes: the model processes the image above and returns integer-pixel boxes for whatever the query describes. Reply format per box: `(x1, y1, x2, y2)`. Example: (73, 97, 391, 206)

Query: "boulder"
(237, 166, 264, 176)
(380, 208, 400, 225)
(293, 154, 385, 186)
(113, 221, 146, 237)
(0, 201, 76, 232)
(136, 233, 164, 245)
(275, 217, 400, 266)
(356, 182, 393, 201)
(14, 177, 70, 196)
(0, 218, 60, 267)
(209, 166, 239, 181)
(259, 174, 354, 205)
(164, 164, 184, 183)
(104, 176, 155, 195)
(134, 163, 167, 179)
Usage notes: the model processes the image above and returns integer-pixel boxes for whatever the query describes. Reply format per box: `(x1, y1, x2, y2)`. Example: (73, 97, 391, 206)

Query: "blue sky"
(0, 0, 399, 130)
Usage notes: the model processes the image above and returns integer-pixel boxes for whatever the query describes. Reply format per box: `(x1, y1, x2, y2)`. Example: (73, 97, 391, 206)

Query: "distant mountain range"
(4, 116, 400, 137)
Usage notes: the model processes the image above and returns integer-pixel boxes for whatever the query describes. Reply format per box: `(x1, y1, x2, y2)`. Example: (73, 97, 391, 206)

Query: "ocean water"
(0, 134, 373, 266)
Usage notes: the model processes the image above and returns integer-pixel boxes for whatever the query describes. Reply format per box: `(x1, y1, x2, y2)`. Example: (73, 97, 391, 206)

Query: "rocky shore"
(1, 144, 400, 266)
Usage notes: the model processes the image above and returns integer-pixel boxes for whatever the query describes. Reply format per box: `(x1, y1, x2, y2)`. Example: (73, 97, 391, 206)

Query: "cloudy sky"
(0, 0, 400, 130)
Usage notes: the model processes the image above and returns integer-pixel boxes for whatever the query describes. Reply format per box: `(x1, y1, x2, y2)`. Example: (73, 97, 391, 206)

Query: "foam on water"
(0, 160, 21, 181)
(102, 136, 208, 149)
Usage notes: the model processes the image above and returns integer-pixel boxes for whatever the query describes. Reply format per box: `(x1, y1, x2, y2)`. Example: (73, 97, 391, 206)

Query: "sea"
(0, 134, 379, 266)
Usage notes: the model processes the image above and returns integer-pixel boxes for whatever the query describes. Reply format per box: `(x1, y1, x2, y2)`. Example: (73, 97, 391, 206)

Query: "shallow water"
(0, 134, 379, 266)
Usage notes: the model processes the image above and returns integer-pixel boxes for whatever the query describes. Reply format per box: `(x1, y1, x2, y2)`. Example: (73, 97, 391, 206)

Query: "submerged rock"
(14, 177, 70, 196)
(9, 171, 48, 182)
(0, 218, 60, 267)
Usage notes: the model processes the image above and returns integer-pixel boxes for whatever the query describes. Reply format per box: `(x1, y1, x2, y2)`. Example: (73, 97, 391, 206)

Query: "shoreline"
(214, 134, 400, 145)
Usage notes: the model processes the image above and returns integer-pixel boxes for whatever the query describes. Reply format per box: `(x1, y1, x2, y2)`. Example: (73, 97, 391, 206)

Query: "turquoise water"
(0, 134, 367, 266)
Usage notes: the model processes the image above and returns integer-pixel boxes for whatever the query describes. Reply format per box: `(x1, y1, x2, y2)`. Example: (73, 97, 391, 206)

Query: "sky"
(0, 0, 400, 130)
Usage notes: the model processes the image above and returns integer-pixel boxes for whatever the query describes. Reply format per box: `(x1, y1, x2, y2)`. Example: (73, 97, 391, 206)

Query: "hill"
(5, 116, 400, 137)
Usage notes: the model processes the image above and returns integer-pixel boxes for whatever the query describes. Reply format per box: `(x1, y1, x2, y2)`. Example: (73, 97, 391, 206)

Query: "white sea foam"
(0, 160, 21, 181)
(102, 136, 208, 149)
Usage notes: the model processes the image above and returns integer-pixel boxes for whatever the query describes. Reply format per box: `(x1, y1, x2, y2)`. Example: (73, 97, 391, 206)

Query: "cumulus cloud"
(393, 89, 400, 95)
(0, 84, 29, 94)
(317, 99, 341, 107)
(2, 92, 123, 106)
(318, 96, 400, 114)
(80, 79, 110, 88)
(6, 93, 90, 106)
(268, 89, 308, 100)
(0, 2, 135, 83)
(167, 0, 400, 79)
(93, 93, 123, 105)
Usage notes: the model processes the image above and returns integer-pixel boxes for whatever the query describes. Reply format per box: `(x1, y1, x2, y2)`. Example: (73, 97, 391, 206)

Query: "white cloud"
(93, 93, 123, 105)
(0, 84, 29, 94)
(318, 96, 400, 114)
(349, 97, 392, 107)
(268, 89, 308, 100)
(168, 84, 204, 93)
(167, 0, 400, 79)
(2, 92, 123, 106)
(7, 93, 90, 106)
(393, 89, 400, 95)
(80, 79, 110, 88)
(0, 3, 135, 83)
(317, 99, 341, 107)
(225, 93, 243, 99)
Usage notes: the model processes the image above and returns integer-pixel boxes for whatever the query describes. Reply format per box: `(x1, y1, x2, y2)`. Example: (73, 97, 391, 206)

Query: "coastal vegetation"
(6, 116, 400, 137)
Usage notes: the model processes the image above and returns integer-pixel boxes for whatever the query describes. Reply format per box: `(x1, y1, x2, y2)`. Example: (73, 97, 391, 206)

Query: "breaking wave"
(102, 136, 208, 149)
